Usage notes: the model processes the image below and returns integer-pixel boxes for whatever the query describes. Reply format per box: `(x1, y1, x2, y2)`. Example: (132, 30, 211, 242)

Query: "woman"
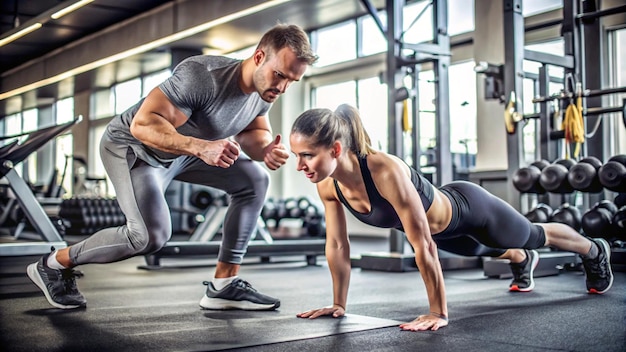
(289, 104, 613, 332)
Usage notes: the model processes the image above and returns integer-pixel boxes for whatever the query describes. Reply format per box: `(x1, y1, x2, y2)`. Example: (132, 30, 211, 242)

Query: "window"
(89, 124, 112, 197)
(114, 78, 141, 114)
(523, 40, 565, 80)
(403, 1, 433, 45)
(609, 28, 626, 155)
(357, 0, 474, 57)
(4, 113, 21, 136)
(91, 89, 115, 120)
(5, 113, 24, 176)
(522, 0, 562, 17)
(360, 12, 387, 56)
(522, 77, 539, 164)
(449, 0, 474, 36)
(449, 61, 477, 155)
(56, 97, 74, 124)
(22, 109, 38, 132)
(55, 134, 73, 197)
(358, 77, 389, 152)
(313, 77, 389, 153)
(314, 81, 357, 111)
(313, 21, 357, 67)
(226, 45, 255, 60)
(142, 69, 171, 97)
(417, 70, 437, 164)
(522, 39, 566, 163)
(22, 109, 39, 183)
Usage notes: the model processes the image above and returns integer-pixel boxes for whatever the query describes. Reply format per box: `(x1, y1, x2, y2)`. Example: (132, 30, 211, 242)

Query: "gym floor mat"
(0, 247, 624, 352)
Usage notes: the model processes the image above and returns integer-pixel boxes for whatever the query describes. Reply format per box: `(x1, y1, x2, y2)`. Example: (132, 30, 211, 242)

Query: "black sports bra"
(334, 155, 434, 231)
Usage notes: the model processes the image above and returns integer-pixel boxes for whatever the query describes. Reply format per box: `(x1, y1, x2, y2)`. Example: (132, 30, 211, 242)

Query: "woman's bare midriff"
(426, 188, 453, 235)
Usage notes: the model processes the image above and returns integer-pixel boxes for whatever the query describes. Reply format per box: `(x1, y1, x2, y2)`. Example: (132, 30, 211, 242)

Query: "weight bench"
(0, 117, 81, 256)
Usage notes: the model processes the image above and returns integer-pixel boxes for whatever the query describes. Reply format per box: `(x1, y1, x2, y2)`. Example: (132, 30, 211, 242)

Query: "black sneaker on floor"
(26, 253, 86, 309)
(509, 249, 539, 292)
(199, 278, 280, 311)
(582, 238, 613, 294)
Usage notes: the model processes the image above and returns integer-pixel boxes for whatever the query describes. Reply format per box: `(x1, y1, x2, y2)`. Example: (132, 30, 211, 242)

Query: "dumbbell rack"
(510, 155, 626, 276)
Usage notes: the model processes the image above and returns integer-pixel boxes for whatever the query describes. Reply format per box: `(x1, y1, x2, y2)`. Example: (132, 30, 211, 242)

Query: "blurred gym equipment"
(0, 117, 81, 256)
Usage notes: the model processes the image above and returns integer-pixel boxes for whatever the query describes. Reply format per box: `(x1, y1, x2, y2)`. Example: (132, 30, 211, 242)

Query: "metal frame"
(502, 0, 526, 211)
(501, 0, 620, 210)
(360, 0, 468, 269)
(0, 118, 80, 256)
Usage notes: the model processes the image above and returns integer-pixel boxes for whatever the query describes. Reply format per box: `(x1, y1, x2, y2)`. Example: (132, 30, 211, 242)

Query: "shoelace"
(202, 279, 258, 292)
(60, 269, 82, 293)
(233, 279, 257, 292)
(583, 254, 608, 278)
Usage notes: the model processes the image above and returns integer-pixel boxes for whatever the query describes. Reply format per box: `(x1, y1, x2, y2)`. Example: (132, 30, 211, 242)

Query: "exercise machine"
(0, 117, 81, 256)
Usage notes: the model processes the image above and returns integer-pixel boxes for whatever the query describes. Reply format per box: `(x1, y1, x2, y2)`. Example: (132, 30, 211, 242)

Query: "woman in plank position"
(288, 104, 613, 331)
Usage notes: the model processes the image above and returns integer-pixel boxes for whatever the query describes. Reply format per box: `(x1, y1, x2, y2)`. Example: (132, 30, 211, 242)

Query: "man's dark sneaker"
(26, 253, 86, 309)
(509, 249, 539, 292)
(199, 278, 280, 311)
(581, 238, 613, 294)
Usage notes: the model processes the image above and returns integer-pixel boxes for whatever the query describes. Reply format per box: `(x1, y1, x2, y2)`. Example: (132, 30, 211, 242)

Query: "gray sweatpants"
(69, 134, 269, 266)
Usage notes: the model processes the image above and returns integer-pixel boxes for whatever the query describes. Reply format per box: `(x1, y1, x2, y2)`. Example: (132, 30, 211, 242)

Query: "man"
(27, 23, 318, 311)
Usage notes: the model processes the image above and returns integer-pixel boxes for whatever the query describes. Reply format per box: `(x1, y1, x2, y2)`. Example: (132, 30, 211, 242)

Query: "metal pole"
(502, 0, 525, 210)
(433, 0, 452, 186)
(385, 0, 406, 253)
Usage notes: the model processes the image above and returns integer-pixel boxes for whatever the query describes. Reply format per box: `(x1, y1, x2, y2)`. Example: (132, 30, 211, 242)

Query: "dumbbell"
(613, 206, 626, 241)
(549, 203, 582, 232)
(283, 198, 302, 218)
(261, 198, 278, 221)
(567, 156, 603, 193)
(581, 200, 618, 239)
(539, 159, 577, 193)
(615, 193, 626, 208)
(524, 203, 553, 223)
(189, 190, 214, 210)
(512, 160, 550, 193)
(598, 155, 626, 192)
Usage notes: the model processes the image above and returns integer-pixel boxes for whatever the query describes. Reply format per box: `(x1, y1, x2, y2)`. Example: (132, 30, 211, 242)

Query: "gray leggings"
(69, 135, 269, 266)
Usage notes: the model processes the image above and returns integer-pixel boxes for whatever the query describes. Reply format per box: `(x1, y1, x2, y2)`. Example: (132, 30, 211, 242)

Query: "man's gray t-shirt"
(105, 55, 271, 166)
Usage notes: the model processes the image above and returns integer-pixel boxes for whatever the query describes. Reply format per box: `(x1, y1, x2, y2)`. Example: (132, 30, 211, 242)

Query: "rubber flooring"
(0, 237, 624, 352)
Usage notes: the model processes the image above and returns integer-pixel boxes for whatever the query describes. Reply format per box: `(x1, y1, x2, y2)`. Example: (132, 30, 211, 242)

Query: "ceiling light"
(51, 0, 94, 20)
(0, 0, 291, 100)
(0, 23, 42, 47)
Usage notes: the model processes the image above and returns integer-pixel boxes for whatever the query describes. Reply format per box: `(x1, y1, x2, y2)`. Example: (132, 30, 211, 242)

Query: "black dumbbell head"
(513, 166, 545, 193)
(598, 155, 626, 192)
(540, 163, 573, 193)
(568, 160, 603, 193)
(550, 203, 582, 231)
(594, 199, 618, 215)
(530, 159, 551, 171)
(615, 193, 626, 208)
(613, 206, 626, 230)
(582, 207, 614, 238)
(555, 158, 577, 169)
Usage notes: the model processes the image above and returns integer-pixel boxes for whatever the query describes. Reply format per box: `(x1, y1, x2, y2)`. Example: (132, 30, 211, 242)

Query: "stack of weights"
(567, 156, 604, 193)
(539, 159, 577, 194)
(261, 196, 325, 236)
(598, 155, 626, 193)
(512, 159, 550, 194)
(513, 159, 583, 232)
(59, 197, 126, 236)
